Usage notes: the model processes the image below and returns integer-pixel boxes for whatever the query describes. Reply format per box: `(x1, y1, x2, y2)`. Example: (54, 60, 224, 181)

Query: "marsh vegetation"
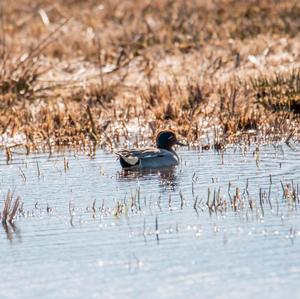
(0, 0, 299, 153)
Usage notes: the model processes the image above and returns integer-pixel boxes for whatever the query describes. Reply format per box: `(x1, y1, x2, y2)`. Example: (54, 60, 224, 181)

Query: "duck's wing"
(115, 148, 162, 167)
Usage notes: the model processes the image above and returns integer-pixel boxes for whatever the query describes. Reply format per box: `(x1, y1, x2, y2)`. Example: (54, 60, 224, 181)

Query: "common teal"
(116, 131, 186, 169)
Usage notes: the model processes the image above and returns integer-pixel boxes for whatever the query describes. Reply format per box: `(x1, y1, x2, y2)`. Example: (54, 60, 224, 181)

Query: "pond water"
(0, 144, 299, 299)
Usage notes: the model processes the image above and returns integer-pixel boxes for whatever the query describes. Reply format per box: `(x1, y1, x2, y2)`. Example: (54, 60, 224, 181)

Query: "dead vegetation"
(0, 0, 300, 153)
(1, 190, 21, 225)
(253, 69, 300, 115)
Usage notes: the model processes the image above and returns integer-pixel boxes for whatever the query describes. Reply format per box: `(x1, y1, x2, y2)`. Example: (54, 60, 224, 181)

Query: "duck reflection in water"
(118, 166, 178, 189)
(2, 221, 21, 243)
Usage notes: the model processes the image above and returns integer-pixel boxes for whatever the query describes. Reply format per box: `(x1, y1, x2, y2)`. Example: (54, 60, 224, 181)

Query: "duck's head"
(156, 131, 186, 150)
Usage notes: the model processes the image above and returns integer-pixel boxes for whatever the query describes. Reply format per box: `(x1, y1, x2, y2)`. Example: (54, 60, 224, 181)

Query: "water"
(0, 144, 300, 299)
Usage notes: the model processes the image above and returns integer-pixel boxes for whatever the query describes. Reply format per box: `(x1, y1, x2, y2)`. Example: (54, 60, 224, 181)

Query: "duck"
(115, 130, 186, 169)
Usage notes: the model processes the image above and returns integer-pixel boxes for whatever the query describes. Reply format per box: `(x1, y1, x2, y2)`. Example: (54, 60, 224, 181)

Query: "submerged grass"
(0, 146, 299, 243)
(0, 0, 300, 153)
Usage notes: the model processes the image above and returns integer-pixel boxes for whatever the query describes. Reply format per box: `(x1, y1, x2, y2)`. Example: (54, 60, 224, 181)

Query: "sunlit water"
(0, 144, 299, 299)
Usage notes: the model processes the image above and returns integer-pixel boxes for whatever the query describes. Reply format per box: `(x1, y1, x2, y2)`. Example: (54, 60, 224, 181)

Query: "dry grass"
(1, 190, 21, 224)
(0, 0, 300, 153)
(252, 69, 300, 114)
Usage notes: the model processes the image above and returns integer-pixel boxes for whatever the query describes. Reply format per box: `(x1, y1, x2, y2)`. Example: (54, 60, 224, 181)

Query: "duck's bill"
(175, 141, 188, 146)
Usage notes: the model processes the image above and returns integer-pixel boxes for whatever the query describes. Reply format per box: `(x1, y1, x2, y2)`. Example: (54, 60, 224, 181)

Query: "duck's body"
(116, 147, 179, 169)
(116, 131, 185, 169)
